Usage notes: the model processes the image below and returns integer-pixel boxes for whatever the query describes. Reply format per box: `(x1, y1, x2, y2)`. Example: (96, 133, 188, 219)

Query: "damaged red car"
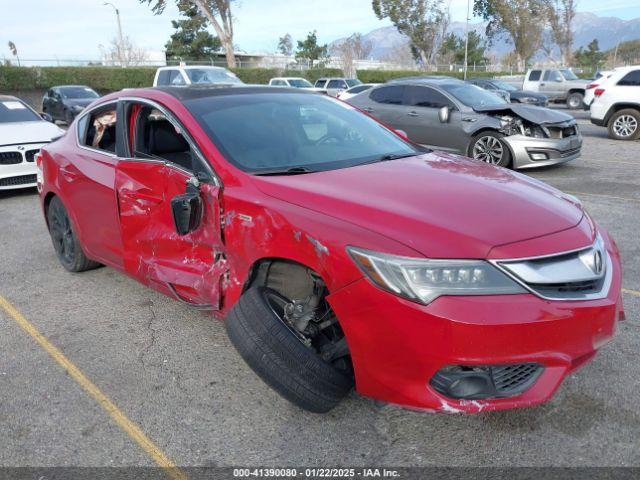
(37, 86, 624, 413)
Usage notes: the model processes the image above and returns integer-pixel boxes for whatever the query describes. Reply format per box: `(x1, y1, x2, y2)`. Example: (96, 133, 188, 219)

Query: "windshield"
(560, 69, 579, 81)
(346, 79, 362, 88)
(0, 99, 41, 123)
(441, 83, 507, 108)
(186, 93, 417, 174)
(288, 79, 313, 88)
(60, 86, 99, 99)
(185, 68, 243, 85)
(491, 80, 517, 91)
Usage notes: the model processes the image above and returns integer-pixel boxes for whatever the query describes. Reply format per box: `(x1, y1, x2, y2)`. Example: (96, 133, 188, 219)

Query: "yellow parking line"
(0, 295, 187, 480)
(623, 288, 640, 297)
(564, 191, 640, 204)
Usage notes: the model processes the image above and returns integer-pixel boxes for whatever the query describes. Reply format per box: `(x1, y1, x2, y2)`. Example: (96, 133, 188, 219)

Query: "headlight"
(348, 247, 526, 304)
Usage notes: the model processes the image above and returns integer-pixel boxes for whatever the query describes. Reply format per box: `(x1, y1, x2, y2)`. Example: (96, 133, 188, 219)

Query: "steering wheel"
(314, 133, 343, 145)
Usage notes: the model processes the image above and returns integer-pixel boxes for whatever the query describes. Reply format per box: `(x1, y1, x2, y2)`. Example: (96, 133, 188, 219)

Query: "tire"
(566, 92, 584, 109)
(47, 196, 101, 272)
(608, 109, 640, 141)
(225, 286, 354, 413)
(469, 131, 512, 167)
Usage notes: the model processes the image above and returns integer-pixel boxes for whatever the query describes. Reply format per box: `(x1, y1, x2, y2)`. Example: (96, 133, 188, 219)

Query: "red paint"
(39, 88, 623, 413)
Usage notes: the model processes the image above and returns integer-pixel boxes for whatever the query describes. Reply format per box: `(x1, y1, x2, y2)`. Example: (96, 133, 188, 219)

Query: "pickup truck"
(523, 68, 588, 109)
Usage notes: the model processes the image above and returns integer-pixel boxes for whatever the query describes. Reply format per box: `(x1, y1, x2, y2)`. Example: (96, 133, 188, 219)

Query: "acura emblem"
(579, 246, 605, 276)
(592, 250, 603, 275)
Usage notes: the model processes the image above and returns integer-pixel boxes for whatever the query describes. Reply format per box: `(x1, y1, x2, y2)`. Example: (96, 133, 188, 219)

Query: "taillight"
(594, 88, 605, 97)
(586, 83, 597, 90)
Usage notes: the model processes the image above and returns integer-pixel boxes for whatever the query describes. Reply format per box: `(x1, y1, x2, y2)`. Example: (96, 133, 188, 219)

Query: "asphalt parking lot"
(1, 107, 639, 471)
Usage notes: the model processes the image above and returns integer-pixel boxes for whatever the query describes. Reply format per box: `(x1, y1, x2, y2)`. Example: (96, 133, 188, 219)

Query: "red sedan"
(37, 86, 624, 413)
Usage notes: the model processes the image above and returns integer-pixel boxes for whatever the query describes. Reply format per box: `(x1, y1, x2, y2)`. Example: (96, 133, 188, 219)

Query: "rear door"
(114, 99, 226, 309)
(363, 85, 407, 128)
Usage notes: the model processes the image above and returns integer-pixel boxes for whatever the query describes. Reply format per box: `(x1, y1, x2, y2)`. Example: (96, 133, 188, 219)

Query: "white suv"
(153, 66, 243, 87)
(590, 66, 640, 140)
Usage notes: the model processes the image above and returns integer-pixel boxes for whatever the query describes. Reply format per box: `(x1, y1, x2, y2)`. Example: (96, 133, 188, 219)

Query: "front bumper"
(0, 143, 45, 190)
(503, 133, 583, 169)
(327, 232, 622, 414)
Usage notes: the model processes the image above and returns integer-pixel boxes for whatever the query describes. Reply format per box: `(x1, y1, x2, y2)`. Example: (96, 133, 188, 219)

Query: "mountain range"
(333, 12, 640, 62)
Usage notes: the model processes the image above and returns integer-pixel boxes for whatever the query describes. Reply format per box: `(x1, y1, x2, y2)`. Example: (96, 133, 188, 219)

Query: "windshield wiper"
(254, 166, 317, 176)
(356, 152, 416, 167)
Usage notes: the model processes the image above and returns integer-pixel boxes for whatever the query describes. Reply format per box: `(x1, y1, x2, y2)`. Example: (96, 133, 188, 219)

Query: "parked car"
(268, 77, 323, 92)
(42, 85, 100, 124)
(0, 95, 64, 190)
(347, 78, 582, 169)
(590, 65, 640, 140)
(153, 65, 243, 87)
(467, 78, 548, 106)
(38, 86, 622, 414)
(337, 83, 379, 100)
(523, 68, 588, 109)
(583, 70, 613, 109)
(314, 77, 362, 97)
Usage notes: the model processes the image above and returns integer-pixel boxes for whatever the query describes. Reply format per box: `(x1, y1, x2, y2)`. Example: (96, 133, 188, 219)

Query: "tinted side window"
(315, 80, 327, 88)
(349, 85, 368, 94)
(542, 70, 551, 81)
(404, 86, 453, 109)
(169, 70, 186, 85)
(327, 80, 346, 89)
(618, 70, 640, 86)
(370, 86, 405, 105)
(529, 70, 542, 81)
(156, 70, 171, 85)
(81, 106, 117, 154)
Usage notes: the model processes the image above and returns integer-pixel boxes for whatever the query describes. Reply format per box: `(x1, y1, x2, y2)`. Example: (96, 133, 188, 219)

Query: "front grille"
(0, 174, 37, 187)
(0, 151, 22, 165)
(25, 149, 39, 162)
(491, 363, 543, 395)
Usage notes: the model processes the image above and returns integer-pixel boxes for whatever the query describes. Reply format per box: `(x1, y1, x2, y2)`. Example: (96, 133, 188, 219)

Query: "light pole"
(463, 0, 470, 80)
(104, 2, 125, 65)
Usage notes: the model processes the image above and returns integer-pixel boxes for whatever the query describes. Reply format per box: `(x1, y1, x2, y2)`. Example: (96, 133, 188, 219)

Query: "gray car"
(346, 78, 582, 169)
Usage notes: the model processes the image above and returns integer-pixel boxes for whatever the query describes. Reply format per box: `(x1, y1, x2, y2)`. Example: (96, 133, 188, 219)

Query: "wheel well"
(605, 103, 640, 126)
(43, 192, 57, 225)
(243, 258, 323, 299)
(568, 89, 585, 96)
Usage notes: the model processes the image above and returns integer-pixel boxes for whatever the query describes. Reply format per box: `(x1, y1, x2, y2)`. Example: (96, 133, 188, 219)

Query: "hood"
(65, 98, 94, 108)
(251, 153, 584, 259)
(474, 103, 575, 124)
(0, 121, 65, 147)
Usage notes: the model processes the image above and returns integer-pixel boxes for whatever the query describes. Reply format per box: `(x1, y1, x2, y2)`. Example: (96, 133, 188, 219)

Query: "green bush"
(0, 65, 521, 94)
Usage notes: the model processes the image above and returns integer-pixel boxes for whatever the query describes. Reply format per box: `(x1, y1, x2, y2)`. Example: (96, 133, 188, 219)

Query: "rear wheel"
(47, 196, 100, 272)
(608, 109, 640, 141)
(566, 92, 584, 109)
(225, 263, 354, 413)
(469, 131, 512, 167)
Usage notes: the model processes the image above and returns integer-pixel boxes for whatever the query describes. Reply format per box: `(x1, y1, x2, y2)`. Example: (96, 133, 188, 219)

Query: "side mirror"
(438, 106, 450, 123)
(171, 180, 203, 235)
(394, 129, 409, 141)
(41, 112, 54, 123)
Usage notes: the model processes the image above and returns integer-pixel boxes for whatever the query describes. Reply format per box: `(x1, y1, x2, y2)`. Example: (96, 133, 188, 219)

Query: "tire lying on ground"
(225, 286, 354, 413)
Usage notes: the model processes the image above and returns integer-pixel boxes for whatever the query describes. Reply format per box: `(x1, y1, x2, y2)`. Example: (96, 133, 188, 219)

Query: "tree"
(140, 0, 236, 68)
(607, 39, 640, 67)
(574, 39, 605, 71)
(439, 31, 486, 65)
(372, 0, 450, 68)
(295, 31, 328, 67)
(99, 36, 149, 66)
(330, 33, 374, 77)
(165, 0, 221, 61)
(277, 34, 293, 56)
(545, 0, 576, 66)
(7, 41, 20, 66)
(473, 0, 547, 70)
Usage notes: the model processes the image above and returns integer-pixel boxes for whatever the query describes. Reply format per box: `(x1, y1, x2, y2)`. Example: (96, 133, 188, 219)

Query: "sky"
(1, 0, 640, 62)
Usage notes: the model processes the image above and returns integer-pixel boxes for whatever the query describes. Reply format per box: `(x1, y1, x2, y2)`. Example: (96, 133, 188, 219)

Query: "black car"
(42, 85, 100, 124)
(467, 78, 548, 107)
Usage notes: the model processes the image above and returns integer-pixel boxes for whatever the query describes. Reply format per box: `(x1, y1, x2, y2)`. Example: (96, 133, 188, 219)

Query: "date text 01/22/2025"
(232, 468, 401, 478)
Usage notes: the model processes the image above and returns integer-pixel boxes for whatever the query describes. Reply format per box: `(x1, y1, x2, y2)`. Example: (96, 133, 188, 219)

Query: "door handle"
(462, 117, 477, 123)
(407, 111, 418, 117)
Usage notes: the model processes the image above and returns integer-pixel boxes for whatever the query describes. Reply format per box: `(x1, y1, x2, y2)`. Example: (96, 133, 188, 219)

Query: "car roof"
(387, 76, 463, 87)
(152, 85, 313, 101)
(52, 85, 93, 89)
(158, 65, 227, 70)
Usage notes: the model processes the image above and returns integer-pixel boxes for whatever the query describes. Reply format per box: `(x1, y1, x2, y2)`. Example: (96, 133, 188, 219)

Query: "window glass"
(131, 105, 193, 171)
(542, 70, 551, 81)
(184, 68, 242, 85)
(404, 86, 454, 109)
(327, 80, 346, 89)
(345, 79, 362, 87)
(185, 93, 417, 174)
(369, 85, 405, 105)
(551, 71, 564, 82)
(168, 70, 186, 86)
(288, 78, 313, 88)
(59, 86, 99, 99)
(82, 106, 117, 153)
(157, 70, 171, 85)
(618, 70, 640, 86)
(315, 80, 327, 88)
(528, 70, 542, 81)
(440, 83, 507, 108)
(560, 69, 578, 80)
(0, 99, 41, 123)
